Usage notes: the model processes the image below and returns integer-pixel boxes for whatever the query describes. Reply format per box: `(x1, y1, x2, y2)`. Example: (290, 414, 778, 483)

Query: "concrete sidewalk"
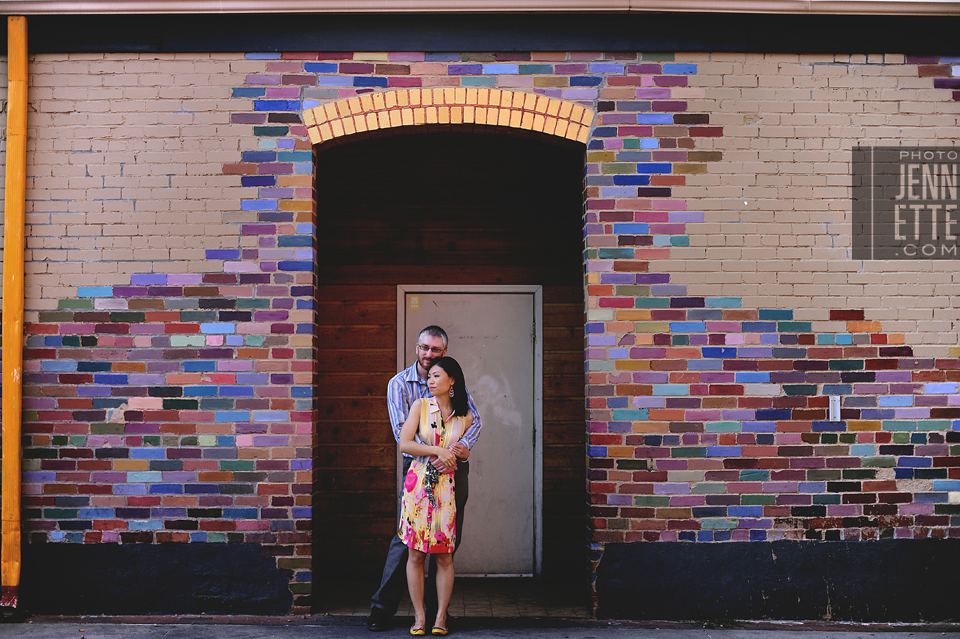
(1, 617, 958, 639)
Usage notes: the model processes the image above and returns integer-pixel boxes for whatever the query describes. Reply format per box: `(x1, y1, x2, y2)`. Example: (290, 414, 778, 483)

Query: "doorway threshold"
(316, 577, 590, 619)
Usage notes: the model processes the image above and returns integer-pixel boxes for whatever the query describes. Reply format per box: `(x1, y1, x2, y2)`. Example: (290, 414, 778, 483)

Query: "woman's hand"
(433, 446, 458, 469)
(450, 442, 470, 461)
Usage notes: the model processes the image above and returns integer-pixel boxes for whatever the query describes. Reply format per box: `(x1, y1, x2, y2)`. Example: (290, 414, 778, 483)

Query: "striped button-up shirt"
(387, 363, 482, 458)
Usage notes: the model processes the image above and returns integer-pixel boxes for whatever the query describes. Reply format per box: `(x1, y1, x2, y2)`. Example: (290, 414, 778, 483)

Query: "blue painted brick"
(590, 63, 623, 73)
(729, 505, 763, 517)
(702, 347, 736, 358)
(707, 446, 742, 457)
(77, 286, 113, 298)
(483, 63, 518, 74)
(612, 175, 651, 186)
(636, 114, 673, 124)
(184, 361, 216, 372)
(205, 249, 241, 260)
(223, 508, 259, 519)
(94, 374, 127, 385)
(241, 150, 276, 162)
(571, 75, 603, 86)
(253, 100, 300, 111)
(240, 175, 275, 187)
(448, 64, 482, 75)
(756, 409, 791, 420)
(278, 261, 313, 271)
(304, 62, 339, 73)
(662, 63, 697, 74)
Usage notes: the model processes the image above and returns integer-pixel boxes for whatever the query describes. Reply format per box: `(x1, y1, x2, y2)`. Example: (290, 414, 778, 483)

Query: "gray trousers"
(370, 457, 469, 615)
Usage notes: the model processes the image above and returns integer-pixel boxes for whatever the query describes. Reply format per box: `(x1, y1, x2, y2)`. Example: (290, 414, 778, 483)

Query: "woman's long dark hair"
(430, 356, 468, 417)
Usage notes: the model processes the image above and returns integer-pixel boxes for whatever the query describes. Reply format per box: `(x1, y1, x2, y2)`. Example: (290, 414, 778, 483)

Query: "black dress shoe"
(367, 607, 390, 631)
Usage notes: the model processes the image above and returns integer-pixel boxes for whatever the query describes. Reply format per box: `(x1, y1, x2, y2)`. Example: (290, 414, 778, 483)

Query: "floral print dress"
(398, 397, 465, 554)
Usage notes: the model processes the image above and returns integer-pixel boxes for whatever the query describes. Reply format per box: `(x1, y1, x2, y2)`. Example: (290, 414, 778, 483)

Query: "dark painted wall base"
(596, 539, 959, 622)
(20, 543, 292, 614)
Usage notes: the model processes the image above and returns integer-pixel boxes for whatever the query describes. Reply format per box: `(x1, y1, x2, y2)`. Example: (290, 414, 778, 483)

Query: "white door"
(398, 286, 542, 577)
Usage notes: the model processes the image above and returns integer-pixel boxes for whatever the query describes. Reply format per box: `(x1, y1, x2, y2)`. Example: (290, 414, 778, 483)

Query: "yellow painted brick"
(616, 360, 651, 371)
(847, 420, 881, 432)
(114, 459, 149, 471)
(365, 112, 379, 131)
(372, 92, 386, 110)
(408, 88, 422, 106)
(307, 127, 321, 145)
(330, 119, 344, 138)
(378, 110, 391, 129)
(396, 90, 409, 107)
(438, 106, 450, 124)
(353, 114, 368, 133)
(302, 108, 316, 126)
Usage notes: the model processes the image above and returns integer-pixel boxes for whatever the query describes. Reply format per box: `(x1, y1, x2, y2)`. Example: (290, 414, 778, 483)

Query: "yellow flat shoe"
(410, 627, 426, 636)
(431, 627, 448, 636)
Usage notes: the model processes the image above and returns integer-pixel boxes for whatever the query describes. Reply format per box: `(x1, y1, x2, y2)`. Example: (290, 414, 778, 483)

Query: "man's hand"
(430, 455, 457, 474)
(450, 442, 470, 461)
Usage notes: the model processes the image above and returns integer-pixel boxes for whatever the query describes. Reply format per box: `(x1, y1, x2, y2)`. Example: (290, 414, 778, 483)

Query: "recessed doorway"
(312, 128, 587, 612)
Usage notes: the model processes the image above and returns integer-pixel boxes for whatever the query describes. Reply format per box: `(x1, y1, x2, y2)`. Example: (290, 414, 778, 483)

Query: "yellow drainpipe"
(2, 15, 27, 609)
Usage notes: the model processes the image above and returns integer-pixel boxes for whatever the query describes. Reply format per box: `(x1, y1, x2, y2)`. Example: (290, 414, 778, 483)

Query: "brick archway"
(302, 88, 596, 145)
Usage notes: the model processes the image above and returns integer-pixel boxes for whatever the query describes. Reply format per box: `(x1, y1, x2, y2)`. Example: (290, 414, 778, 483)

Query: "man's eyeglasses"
(417, 344, 446, 355)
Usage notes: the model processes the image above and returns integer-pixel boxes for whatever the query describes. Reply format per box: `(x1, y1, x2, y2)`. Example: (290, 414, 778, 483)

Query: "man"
(367, 325, 482, 631)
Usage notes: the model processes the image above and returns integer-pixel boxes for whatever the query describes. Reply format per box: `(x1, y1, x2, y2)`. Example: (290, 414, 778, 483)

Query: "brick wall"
(0, 49, 958, 617)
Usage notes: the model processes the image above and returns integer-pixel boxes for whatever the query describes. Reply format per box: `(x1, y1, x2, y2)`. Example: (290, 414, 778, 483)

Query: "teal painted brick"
(612, 409, 649, 420)
(883, 420, 917, 431)
(706, 421, 741, 432)
(704, 297, 741, 308)
(759, 309, 793, 320)
(778, 321, 812, 332)
(653, 384, 689, 396)
(672, 447, 706, 457)
(917, 420, 951, 430)
(701, 518, 737, 529)
(635, 298, 670, 308)
(519, 64, 554, 74)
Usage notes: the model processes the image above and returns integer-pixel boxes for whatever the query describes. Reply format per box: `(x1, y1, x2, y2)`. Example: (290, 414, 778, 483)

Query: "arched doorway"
(311, 126, 588, 613)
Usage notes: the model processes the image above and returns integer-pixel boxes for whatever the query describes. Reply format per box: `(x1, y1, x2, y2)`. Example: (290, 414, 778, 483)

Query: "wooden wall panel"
(312, 131, 587, 584)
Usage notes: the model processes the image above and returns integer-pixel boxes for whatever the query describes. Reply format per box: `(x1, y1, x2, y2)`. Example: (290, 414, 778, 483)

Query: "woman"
(398, 357, 473, 636)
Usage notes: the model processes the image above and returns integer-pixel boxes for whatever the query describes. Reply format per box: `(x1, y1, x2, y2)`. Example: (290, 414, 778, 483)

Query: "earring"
(449, 388, 455, 398)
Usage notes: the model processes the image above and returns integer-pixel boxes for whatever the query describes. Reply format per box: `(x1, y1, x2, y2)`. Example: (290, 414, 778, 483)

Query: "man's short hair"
(418, 325, 448, 348)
